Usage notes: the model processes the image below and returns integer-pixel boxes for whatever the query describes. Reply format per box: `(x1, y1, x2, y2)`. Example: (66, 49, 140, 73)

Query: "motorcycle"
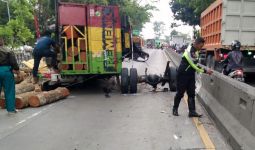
(227, 69, 244, 82)
(221, 62, 244, 82)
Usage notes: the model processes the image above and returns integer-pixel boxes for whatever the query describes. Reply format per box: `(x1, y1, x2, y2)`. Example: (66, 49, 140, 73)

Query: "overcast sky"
(140, 0, 194, 39)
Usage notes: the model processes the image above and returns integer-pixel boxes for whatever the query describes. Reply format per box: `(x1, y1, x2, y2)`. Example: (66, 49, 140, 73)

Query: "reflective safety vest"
(182, 45, 204, 73)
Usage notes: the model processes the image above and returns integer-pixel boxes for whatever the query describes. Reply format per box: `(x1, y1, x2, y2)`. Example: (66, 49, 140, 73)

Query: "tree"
(0, 0, 34, 47)
(170, 29, 178, 38)
(170, 0, 214, 26)
(164, 35, 170, 44)
(153, 21, 165, 39)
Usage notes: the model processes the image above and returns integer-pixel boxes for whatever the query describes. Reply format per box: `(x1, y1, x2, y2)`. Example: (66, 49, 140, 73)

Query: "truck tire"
(169, 67, 177, 92)
(121, 68, 129, 94)
(129, 68, 138, 93)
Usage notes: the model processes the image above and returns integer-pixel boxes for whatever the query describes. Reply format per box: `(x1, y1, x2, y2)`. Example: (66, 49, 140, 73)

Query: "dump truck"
(200, 0, 255, 74)
(40, 1, 138, 94)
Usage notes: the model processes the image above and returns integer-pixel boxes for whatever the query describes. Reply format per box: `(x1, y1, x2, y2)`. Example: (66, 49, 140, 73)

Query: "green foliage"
(5, 19, 34, 47)
(114, 0, 155, 30)
(0, 0, 34, 47)
(170, 0, 214, 26)
(164, 35, 170, 43)
(153, 21, 165, 39)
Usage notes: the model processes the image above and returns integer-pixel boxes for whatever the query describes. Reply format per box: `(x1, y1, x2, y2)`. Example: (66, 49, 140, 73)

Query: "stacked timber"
(0, 73, 70, 109)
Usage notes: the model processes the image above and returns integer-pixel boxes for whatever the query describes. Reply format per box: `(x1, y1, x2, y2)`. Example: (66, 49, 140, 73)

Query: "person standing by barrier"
(172, 37, 213, 117)
(0, 38, 20, 114)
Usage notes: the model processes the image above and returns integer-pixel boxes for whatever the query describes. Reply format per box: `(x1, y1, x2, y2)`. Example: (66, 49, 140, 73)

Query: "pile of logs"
(0, 74, 70, 109)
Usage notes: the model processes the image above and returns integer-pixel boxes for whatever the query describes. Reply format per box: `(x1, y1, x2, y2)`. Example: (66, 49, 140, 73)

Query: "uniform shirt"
(34, 36, 55, 52)
(0, 46, 19, 70)
(178, 45, 205, 75)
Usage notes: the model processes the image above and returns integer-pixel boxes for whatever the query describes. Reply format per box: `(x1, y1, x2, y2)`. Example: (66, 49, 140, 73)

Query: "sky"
(140, 0, 194, 39)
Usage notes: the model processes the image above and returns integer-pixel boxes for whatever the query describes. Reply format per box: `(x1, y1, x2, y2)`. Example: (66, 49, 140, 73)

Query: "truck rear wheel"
(130, 68, 138, 93)
(121, 68, 129, 94)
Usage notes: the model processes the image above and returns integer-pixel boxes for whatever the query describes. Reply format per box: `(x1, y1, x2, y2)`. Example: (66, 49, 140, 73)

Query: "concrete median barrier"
(165, 49, 255, 150)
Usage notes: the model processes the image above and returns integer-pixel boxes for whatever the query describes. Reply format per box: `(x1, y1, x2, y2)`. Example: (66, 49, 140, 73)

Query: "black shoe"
(172, 108, 179, 116)
(188, 112, 202, 118)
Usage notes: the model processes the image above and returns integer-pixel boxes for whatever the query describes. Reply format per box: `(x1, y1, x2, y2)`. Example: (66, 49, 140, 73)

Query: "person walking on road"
(172, 37, 213, 117)
(32, 30, 58, 84)
(0, 38, 20, 114)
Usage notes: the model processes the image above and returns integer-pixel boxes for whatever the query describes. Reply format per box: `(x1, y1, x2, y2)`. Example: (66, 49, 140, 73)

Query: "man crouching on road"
(0, 38, 20, 114)
(32, 30, 59, 84)
(172, 37, 213, 117)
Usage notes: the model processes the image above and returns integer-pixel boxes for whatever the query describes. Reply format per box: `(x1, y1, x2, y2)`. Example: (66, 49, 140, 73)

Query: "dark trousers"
(32, 50, 57, 77)
(173, 72, 196, 113)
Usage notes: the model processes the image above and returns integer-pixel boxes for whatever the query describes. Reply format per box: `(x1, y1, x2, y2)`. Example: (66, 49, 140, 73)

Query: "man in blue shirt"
(32, 31, 58, 84)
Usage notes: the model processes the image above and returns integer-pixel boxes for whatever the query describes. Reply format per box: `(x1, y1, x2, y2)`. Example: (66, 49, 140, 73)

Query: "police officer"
(222, 40, 243, 75)
(173, 37, 212, 117)
(0, 38, 20, 114)
(32, 30, 58, 84)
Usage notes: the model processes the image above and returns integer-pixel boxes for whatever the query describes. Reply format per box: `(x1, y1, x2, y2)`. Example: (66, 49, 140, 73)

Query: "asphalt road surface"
(0, 49, 231, 150)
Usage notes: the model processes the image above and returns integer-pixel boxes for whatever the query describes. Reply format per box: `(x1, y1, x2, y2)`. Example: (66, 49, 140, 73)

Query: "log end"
(62, 88, 70, 97)
(28, 96, 40, 107)
(0, 99, 5, 109)
(57, 87, 70, 97)
(15, 97, 24, 109)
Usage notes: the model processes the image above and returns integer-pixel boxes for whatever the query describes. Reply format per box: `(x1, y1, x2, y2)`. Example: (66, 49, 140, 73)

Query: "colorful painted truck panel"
(58, 3, 122, 75)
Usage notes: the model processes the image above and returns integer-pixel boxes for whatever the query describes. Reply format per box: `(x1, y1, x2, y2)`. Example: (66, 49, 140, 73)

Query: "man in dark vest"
(173, 37, 213, 117)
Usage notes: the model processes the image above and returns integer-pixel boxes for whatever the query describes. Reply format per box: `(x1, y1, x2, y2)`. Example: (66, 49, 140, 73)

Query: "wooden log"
(20, 67, 32, 73)
(67, 56, 73, 63)
(75, 64, 84, 70)
(0, 91, 42, 109)
(16, 82, 35, 95)
(29, 87, 70, 107)
(77, 39, 86, 50)
(16, 92, 42, 109)
(0, 98, 5, 109)
(80, 52, 87, 62)
(14, 71, 29, 84)
(0, 97, 22, 109)
(60, 64, 69, 70)
(1, 78, 35, 98)
(67, 47, 78, 56)
(64, 26, 78, 39)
